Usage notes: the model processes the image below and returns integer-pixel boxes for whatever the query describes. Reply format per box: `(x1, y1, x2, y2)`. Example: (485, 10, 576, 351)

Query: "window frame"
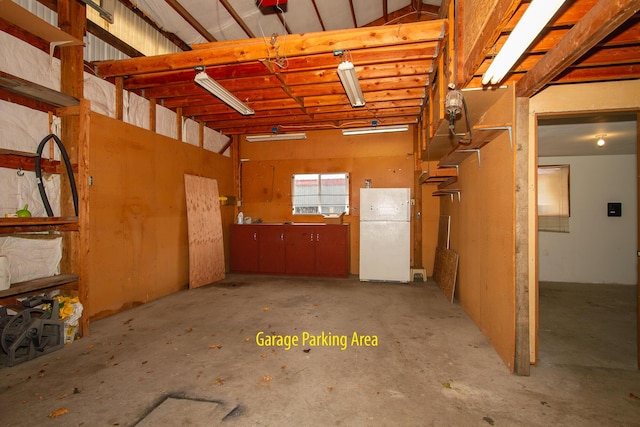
(291, 172, 350, 216)
(537, 164, 570, 232)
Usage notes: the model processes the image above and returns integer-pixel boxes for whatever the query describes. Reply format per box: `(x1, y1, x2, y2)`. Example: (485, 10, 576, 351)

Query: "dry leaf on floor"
(263, 307, 269, 311)
(186, 328, 193, 333)
(262, 375, 272, 382)
(303, 348, 311, 353)
(244, 337, 250, 342)
(48, 408, 68, 418)
(261, 353, 268, 358)
(215, 378, 225, 385)
(327, 387, 333, 392)
(441, 382, 452, 389)
(281, 365, 287, 369)
(166, 340, 172, 345)
(209, 343, 222, 349)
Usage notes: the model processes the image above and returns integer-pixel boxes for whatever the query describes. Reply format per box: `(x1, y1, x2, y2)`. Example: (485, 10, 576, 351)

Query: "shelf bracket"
(456, 148, 481, 166)
(477, 126, 513, 150)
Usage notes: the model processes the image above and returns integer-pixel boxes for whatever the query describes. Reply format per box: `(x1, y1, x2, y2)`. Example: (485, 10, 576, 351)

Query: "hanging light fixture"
(482, 0, 567, 85)
(342, 124, 408, 136)
(337, 61, 366, 107)
(596, 134, 606, 147)
(194, 70, 254, 116)
(246, 133, 307, 142)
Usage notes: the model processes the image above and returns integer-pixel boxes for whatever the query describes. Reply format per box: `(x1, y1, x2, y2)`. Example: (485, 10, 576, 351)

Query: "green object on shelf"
(16, 204, 32, 218)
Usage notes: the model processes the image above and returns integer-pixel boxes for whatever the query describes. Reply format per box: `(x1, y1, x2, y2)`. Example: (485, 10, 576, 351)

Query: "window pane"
(538, 165, 570, 232)
(292, 173, 349, 215)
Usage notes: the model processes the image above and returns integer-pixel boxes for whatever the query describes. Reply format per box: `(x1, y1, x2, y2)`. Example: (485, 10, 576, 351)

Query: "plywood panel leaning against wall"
(88, 113, 233, 320)
(184, 175, 225, 289)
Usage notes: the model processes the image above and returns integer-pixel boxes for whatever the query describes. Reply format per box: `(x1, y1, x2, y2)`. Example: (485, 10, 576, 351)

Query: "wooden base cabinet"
(230, 224, 349, 277)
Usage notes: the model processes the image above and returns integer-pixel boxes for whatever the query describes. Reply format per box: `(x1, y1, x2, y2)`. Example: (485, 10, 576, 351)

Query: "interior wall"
(441, 131, 516, 371)
(88, 113, 234, 320)
(237, 128, 437, 275)
(539, 154, 637, 285)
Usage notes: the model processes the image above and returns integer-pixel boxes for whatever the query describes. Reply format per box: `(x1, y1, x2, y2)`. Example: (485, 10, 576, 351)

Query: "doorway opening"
(536, 111, 638, 369)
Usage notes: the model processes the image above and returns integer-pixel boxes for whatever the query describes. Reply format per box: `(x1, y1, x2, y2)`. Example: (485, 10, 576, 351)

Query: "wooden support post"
(199, 121, 204, 148)
(115, 76, 124, 121)
(176, 107, 183, 142)
(57, 0, 89, 335)
(514, 96, 530, 375)
(149, 98, 156, 132)
(76, 98, 90, 336)
(637, 112, 640, 370)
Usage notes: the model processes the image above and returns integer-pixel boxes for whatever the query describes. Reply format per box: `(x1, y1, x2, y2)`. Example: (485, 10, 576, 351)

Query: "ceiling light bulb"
(597, 137, 605, 147)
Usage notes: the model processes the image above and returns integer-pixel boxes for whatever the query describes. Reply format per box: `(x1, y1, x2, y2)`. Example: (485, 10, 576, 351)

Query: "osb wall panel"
(442, 131, 516, 371)
(88, 113, 233, 320)
(460, 0, 499, 66)
(238, 128, 423, 274)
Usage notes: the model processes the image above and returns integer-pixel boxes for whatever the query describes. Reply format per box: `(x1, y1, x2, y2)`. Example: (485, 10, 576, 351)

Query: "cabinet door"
(285, 225, 316, 275)
(258, 226, 286, 274)
(315, 225, 349, 277)
(229, 225, 260, 273)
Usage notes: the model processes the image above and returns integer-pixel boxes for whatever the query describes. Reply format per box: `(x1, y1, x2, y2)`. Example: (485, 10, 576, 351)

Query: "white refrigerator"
(359, 187, 411, 282)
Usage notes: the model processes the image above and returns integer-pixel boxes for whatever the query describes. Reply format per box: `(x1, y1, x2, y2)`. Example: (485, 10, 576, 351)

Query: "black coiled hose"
(35, 134, 78, 217)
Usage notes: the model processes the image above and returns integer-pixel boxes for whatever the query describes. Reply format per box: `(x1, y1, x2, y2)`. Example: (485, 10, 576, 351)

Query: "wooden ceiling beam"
(554, 63, 640, 83)
(123, 62, 272, 89)
(475, 44, 640, 75)
(93, 20, 446, 77)
(220, 0, 255, 38)
(144, 75, 282, 98)
(272, 42, 439, 73)
(282, 61, 433, 85)
(313, 107, 421, 121)
(165, 0, 217, 42)
(303, 87, 426, 107)
(287, 75, 429, 97)
(516, 0, 640, 97)
(306, 99, 422, 114)
(196, 108, 307, 122)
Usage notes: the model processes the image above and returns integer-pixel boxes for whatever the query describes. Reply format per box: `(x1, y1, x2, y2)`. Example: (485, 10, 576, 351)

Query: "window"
(538, 164, 570, 232)
(292, 173, 349, 215)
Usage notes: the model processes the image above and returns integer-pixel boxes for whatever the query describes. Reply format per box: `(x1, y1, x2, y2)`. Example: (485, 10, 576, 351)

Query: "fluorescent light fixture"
(194, 71, 254, 115)
(246, 133, 307, 142)
(342, 125, 408, 136)
(337, 61, 365, 107)
(482, 0, 567, 85)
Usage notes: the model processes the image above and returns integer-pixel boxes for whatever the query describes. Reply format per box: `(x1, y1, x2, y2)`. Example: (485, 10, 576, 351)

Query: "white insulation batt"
(1, 25, 231, 282)
(0, 235, 62, 284)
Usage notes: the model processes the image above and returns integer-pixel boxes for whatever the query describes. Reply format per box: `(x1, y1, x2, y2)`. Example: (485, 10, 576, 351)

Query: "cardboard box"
(323, 213, 345, 224)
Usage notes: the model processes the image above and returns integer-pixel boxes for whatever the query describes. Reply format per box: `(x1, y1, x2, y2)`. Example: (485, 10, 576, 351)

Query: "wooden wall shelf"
(0, 148, 65, 174)
(0, 274, 78, 299)
(0, 0, 83, 48)
(0, 217, 79, 234)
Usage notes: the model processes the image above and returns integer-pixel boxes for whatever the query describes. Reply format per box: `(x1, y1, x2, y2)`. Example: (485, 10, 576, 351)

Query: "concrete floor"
(1, 275, 639, 426)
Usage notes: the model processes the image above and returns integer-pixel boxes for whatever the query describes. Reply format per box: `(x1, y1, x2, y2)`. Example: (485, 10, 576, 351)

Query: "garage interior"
(0, 0, 639, 424)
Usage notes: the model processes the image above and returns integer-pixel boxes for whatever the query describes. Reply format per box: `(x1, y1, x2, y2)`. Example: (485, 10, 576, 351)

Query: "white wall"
(538, 154, 637, 285)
